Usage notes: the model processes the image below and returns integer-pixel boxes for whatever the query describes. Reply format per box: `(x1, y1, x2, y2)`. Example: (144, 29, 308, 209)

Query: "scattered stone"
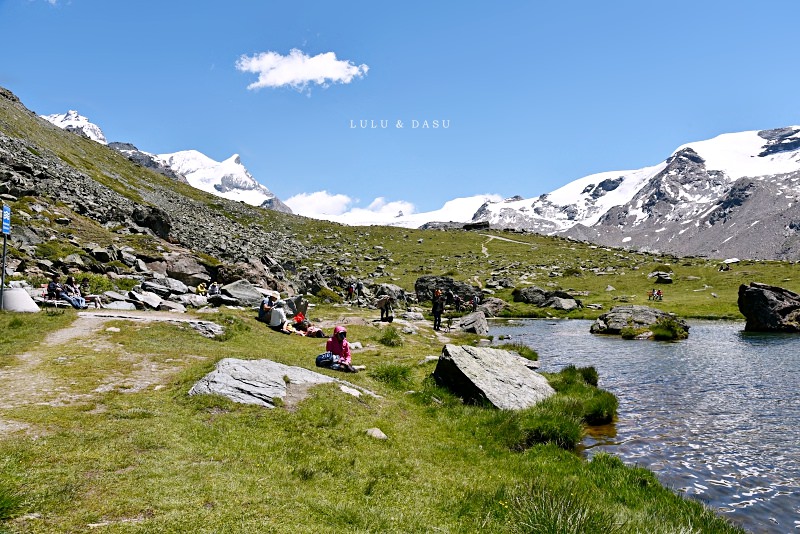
(366, 427, 388, 440)
(454, 311, 489, 335)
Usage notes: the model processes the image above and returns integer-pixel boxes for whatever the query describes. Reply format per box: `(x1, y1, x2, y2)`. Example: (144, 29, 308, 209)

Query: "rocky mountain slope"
(40, 109, 291, 213)
(473, 128, 800, 260)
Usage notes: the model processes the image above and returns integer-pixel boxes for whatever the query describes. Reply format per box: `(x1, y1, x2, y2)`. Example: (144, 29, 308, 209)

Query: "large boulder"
(189, 358, 378, 408)
(164, 253, 211, 287)
(454, 311, 489, 335)
(221, 279, 264, 307)
(414, 275, 479, 303)
(738, 282, 800, 332)
(476, 297, 508, 317)
(0, 288, 40, 312)
(432, 345, 555, 409)
(590, 305, 688, 335)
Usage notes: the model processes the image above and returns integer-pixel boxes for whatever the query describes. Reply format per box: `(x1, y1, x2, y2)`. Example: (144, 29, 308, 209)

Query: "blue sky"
(2, 0, 800, 217)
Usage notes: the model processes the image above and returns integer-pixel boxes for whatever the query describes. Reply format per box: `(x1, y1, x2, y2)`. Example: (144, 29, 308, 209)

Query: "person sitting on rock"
(207, 282, 221, 296)
(258, 293, 278, 323)
(326, 325, 357, 372)
(79, 277, 102, 308)
(196, 282, 207, 296)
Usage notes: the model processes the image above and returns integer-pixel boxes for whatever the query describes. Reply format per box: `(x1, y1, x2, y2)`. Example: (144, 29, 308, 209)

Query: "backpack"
(315, 351, 339, 368)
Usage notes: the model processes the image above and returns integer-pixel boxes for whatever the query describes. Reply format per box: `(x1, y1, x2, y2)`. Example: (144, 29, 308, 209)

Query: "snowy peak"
(41, 110, 107, 144)
(154, 150, 291, 212)
(474, 126, 800, 259)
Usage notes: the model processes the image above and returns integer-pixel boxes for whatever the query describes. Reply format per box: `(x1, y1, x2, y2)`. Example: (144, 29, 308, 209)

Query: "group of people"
(258, 292, 324, 337)
(647, 288, 664, 301)
(346, 280, 364, 303)
(431, 289, 480, 331)
(47, 273, 101, 309)
(196, 281, 221, 296)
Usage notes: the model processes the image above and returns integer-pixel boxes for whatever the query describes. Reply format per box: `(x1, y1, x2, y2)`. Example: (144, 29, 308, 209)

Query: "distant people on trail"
(445, 288, 455, 306)
(356, 280, 364, 299)
(326, 326, 357, 372)
(453, 294, 463, 312)
(647, 289, 655, 301)
(196, 282, 207, 296)
(432, 290, 445, 331)
(347, 282, 355, 303)
(48, 273, 87, 309)
(207, 282, 221, 296)
(655, 289, 663, 301)
(471, 294, 480, 312)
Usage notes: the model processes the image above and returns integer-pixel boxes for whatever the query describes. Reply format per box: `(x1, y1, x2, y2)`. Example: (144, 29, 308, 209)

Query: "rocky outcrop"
(432, 345, 555, 409)
(738, 282, 800, 332)
(590, 305, 689, 335)
(513, 286, 582, 310)
(414, 276, 479, 303)
(189, 358, 378, 408)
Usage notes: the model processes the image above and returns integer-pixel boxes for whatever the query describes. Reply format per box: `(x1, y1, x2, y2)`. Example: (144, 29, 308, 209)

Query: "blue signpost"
(1, 205, 10, 310)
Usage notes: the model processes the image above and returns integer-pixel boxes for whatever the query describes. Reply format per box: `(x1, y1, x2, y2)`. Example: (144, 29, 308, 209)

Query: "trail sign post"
(1, 205, 10, 310)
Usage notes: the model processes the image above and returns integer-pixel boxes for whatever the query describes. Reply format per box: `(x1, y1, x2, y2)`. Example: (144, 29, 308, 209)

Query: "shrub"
(650, 264, 673, 273)
(369, 363, 412, 390)
(214, 314, 250, 342)
(496, 342, 538, 361)
(315, 287, 342, 303)
(582, 390, 618, 425)
(518, 401, 584, 450)
(649, 317, 688, 341)
(377, 326, 403, 347)
(562, 267, 582, 277)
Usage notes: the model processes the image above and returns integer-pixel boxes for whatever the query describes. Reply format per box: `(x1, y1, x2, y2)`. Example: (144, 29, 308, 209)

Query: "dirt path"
(0, 310, 214, 435)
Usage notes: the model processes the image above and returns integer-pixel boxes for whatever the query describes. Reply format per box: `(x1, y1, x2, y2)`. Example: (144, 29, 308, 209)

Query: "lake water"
(489, 319, 800, 534)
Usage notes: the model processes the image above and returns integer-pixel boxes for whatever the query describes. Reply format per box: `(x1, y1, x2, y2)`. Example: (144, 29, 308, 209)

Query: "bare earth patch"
(0, 310, 211, 436)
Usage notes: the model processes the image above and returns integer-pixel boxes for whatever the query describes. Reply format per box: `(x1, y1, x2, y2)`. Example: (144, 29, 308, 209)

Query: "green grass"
(0, 309, 743, 533)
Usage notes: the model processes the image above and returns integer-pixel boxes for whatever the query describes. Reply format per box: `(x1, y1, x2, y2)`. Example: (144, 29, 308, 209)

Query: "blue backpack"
(315, 351, 338, 368)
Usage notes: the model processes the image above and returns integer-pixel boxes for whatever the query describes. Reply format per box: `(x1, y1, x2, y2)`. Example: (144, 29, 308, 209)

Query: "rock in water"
(738, 282, 800, 332)
(432, 345, 554, 410)
(590, 305, 688, 335)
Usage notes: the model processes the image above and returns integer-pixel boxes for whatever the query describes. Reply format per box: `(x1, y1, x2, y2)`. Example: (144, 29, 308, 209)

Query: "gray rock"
(141, 280, 172, 298)
(476, 297, 508, 317)
(189, 358, 378, 408)
(514, 286, 582, 310)
(128, 290, 163, 309)
(365, 428, 388, 440)
(402, 312, 425, 321)
(103, 300, 137, 311)
(103, 290, 130, 302)
(162, 277, 189, 295)
(208, 294, 239, 307)
(283, 295, 309, 317)
(414, 275, 479, 303)
(221, 279, 264, 307)
(738, 282, 800, 332)
(590, 305, 689, 335)
(188, 320, 225, 338)
(455, 311, 489, 335)
(432, 345, 555, 410)
(175, 293, 208, 307)
(158, 300, 187, 313)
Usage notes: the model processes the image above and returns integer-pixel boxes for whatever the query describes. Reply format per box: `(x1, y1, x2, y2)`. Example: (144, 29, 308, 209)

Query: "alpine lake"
(490, 318, 800, 534)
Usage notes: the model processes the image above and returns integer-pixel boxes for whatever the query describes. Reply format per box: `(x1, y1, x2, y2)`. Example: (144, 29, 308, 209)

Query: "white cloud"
(284, 191, 354, 216)
(236, 48, 368, 91)
(284, 191, 502, 229)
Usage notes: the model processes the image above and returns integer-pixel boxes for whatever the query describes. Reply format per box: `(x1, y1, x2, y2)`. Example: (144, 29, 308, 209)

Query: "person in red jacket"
(326, 325, 356, 372)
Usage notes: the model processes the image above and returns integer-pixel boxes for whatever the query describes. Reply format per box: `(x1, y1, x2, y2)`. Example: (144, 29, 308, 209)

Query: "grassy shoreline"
(0, 306, 745, 533)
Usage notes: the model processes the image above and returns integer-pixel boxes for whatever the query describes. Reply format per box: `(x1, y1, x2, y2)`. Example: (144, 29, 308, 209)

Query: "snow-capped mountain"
(155, 150, 291, 212)
(40, 110, 291, 213)
(473, 127, 800, 259)
(41, 110, 108, 144)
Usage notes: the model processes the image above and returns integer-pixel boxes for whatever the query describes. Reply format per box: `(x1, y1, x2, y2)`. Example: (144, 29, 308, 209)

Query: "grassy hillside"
(0, 308, 744, 533)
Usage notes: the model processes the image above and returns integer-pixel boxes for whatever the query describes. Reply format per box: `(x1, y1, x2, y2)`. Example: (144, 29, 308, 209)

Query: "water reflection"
(491, 319, 800, 534)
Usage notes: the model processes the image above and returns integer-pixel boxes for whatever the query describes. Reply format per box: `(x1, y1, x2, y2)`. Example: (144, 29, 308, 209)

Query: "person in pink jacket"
(326, 325, 356, 373)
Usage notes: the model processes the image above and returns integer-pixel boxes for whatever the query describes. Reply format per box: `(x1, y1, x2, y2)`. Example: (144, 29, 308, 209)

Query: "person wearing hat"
(326, 325, 357, 372)
(258, 292, 278, 323)
(267, 300, 296, 334)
